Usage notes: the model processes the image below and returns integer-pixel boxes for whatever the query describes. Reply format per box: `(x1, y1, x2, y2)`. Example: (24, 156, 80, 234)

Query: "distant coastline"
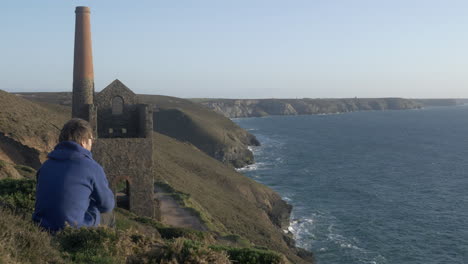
(192, 98, 464, 118)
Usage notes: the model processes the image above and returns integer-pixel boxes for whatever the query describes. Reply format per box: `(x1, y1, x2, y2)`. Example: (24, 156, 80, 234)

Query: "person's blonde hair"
(59, 118, 93, 143)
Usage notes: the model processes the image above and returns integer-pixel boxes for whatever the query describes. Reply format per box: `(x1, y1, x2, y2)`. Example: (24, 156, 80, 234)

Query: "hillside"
(0, 90, 312, 263)
(0, 179, 292, 264)
(152, 132, 310, 262)
(16, 92, 259, 168)
(193, 97, 423, 118)
(0, 90, 70, 169)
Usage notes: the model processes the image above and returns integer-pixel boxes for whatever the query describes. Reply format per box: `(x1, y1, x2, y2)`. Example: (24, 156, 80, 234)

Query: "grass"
(16, 91, 259, 168)
(152, 132, 309, 263)
(155, 181, 227, 232)
(0, 90, 70, 169)
(0, 208, 64, 264)
(0, 178, 36, 213)
(211, 245, 284, 264)
(14, 164, 36, 178)
(0, 178, 290, 264)
(1, 90, 311, 263)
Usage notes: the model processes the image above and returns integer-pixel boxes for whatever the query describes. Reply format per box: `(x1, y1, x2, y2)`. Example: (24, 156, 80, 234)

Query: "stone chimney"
(72, 6, 94, 119)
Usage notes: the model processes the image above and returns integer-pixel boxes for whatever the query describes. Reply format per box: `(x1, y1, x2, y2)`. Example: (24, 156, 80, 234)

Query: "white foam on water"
(325, 226, 387, 264)
(288, 217, 316, 250)
(288, 214, 387, 264)
(275, 157, 284, 163)
(247, 145, 263, 156)
(236, 162, 269, 172)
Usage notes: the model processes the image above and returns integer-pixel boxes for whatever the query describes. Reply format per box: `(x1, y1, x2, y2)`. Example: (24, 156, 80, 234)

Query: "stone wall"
(90, 79, 156, 218)
(92, 138, 155, 217)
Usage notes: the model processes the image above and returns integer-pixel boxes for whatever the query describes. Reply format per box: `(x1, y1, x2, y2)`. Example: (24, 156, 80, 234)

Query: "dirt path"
(154, 185, 207, 231)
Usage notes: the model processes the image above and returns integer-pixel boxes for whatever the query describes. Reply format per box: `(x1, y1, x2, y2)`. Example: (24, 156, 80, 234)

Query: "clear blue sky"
(2, 0, 468, 98)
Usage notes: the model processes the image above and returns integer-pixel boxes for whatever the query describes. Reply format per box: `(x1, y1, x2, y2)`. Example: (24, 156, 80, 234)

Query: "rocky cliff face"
(153, 132, 310, 263)
(17, 92, 260, 169)
(139, 94, 260, 168)
(196, 98, 423, 118)
(413, 99, 459, 107)
(2, 90, 311, 263)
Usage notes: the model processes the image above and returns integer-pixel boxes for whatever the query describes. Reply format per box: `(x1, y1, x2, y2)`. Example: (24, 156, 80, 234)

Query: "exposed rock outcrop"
(413, 99, 459, 107)
(2, 90, 312, 263)
(16, 92, 260, 168)
(196, 98, 423, 118)
(153, 132, 311, 263)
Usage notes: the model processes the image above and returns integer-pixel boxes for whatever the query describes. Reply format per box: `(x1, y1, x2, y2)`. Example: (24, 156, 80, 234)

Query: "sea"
(233, 106, 468, 264)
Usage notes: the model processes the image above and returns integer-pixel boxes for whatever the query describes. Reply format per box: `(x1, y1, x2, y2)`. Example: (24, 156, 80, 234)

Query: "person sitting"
(32, 118, 114, 232)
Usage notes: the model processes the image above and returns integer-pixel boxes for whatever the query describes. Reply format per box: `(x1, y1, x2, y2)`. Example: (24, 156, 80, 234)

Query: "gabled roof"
(95, 79, 137, 108)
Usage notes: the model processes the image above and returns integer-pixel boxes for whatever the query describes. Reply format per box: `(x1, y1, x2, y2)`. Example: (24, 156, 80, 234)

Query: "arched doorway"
(115, 179, 130, 210)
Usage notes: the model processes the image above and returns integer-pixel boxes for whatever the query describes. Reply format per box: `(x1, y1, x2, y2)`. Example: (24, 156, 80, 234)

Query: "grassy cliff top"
(1, 90, 311, 263)
(17, 92, 259, 167)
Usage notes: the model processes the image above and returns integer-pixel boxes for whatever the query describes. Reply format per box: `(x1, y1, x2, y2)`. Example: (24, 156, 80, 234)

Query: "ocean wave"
(325, 225, 387, 264)
(288, 214, 387, 264)
(288, 217, 315, 250)
(236, 162, 269, 172)
(247, 145, 263, 156)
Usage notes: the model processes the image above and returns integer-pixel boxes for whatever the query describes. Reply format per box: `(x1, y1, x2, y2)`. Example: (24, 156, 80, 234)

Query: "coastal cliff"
(138, 94, 260, 168)
(1, 90, 311, 263)
(193, 98, 423, 118)
(16, 92, 259, 168)
(412, 98, 460, 107)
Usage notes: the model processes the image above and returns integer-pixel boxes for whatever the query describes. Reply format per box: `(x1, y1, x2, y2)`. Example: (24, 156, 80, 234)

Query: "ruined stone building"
(71, 6, 156, 218)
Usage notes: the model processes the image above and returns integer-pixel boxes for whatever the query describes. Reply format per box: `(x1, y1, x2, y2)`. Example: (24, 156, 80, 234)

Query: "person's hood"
(47, 141, 93, 161)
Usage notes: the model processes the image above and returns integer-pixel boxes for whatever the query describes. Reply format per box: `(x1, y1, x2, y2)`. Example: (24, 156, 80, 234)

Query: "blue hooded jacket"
(32, 141, 114, 232)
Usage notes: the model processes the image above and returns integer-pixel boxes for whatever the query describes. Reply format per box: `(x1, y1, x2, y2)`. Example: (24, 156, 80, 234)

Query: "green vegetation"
(1, 90, 311, 263)
(152, 132, 306, 262)
(0, 208, 63, 264)
(0, 178, 36, 212)
(16, 91, 260, 168)
(211, 245, 283, 264)
(155, 181, 225, 232)
(133, 215, 208, 241)
(14, 164, 36, 178)
(0, 178, 289, 264)
(0, 90, 70, 169)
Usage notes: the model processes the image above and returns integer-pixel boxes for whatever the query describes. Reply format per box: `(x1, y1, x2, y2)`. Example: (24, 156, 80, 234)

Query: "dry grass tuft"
(0, 209, 63, 264)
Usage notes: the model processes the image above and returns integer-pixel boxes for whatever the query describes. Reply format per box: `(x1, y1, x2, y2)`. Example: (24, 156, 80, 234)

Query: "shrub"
(0, 209, 63, 264)
(55, 227, 123, 264)
(130, 238, 230, 264)
(0, 178, 36, 213)
(14, 164, 37, 178)
(134, 216, 207, 241)
(210, 245, 283, 264)
(55, 226, 161, 264)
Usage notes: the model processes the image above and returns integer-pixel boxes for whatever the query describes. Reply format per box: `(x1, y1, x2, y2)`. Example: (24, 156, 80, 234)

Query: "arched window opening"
(112, 96, 124, 115)
(116, 179, 130, 210)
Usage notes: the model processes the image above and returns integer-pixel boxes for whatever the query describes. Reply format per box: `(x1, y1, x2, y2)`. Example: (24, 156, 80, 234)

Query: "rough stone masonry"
(71, 6, 156, 218)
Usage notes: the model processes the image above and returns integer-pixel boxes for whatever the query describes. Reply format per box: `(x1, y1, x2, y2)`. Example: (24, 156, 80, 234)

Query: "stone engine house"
(71, 7, 156, 218)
